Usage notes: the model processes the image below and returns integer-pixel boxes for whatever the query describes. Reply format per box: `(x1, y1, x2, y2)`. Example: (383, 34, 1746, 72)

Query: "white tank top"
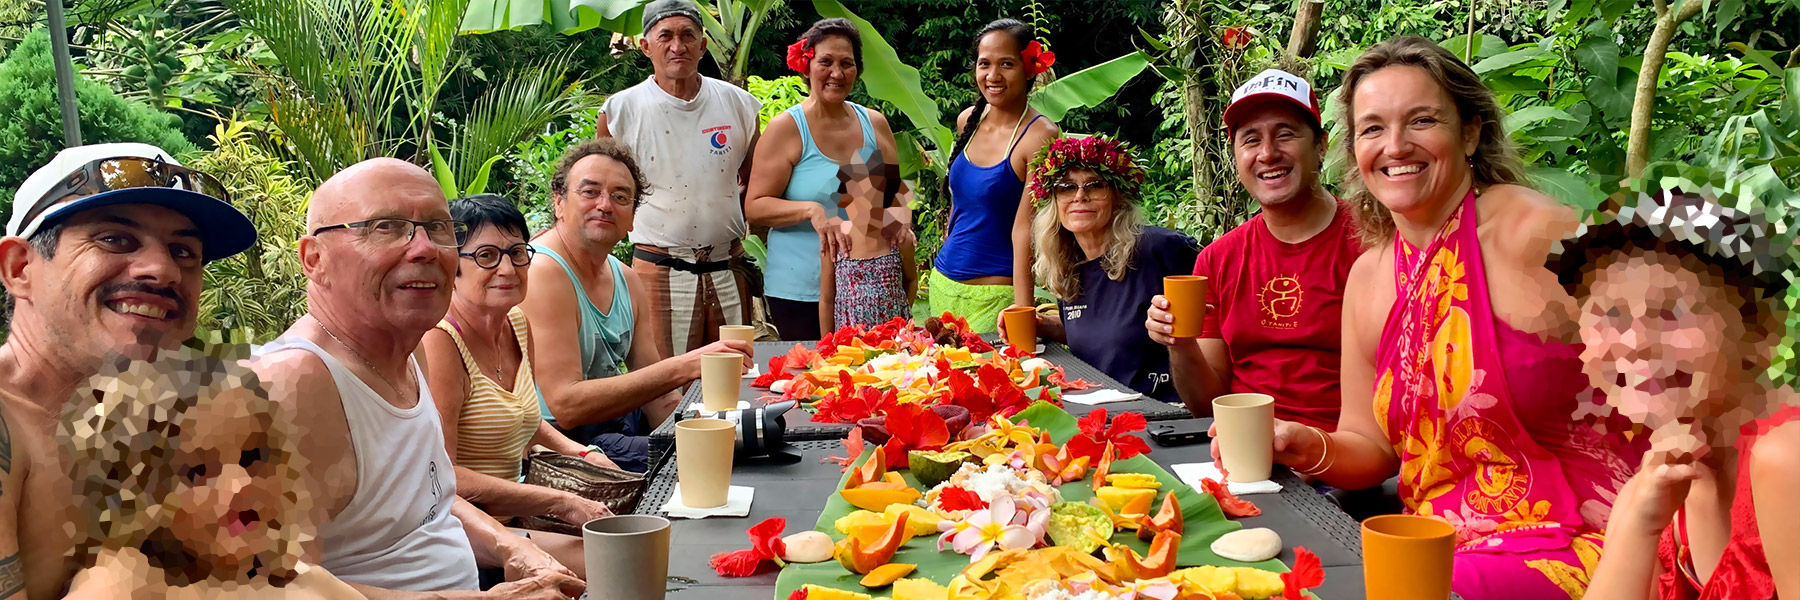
(259, 337, 480, 592)
(601, 75, 762, 249)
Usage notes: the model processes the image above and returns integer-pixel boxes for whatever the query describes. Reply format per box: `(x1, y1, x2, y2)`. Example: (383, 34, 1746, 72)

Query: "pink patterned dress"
(1373, 192, 1638, 599)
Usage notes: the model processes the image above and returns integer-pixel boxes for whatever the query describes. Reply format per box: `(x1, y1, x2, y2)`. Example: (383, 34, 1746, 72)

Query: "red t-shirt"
(1193, 200, 1362, 431)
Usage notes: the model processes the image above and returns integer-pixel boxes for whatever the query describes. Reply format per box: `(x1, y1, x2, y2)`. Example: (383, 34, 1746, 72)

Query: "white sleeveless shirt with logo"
(259, 337, 480, 591)
(601, 75, 761, 250)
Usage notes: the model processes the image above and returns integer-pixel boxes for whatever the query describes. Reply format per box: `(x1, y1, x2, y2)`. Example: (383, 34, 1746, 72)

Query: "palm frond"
(449, 49, 602, 188)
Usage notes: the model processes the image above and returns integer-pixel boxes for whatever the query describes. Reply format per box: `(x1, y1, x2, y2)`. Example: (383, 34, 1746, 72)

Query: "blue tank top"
(531, 244, 634, 422)
(933, 114, 1046, 281)
(764, 102, 876, 302)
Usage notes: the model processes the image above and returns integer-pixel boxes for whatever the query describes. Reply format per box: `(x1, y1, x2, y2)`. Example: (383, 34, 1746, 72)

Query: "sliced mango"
(1095, 486, 1157, 515)
(892, 578, 951, 600)
(796, 584, 876, 600)
(834, 510, 887, 535)
(860, 563, 917, 588)
(840, 486, 923, 512)
(885, 504, 946, 536)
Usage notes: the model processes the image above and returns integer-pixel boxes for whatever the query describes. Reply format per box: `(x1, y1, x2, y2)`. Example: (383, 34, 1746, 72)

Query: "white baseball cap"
(1223, 69, 1322, 132)
(10, 143, 256, 262)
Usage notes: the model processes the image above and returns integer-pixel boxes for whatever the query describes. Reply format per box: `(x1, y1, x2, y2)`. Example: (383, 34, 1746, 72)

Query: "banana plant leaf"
(1028, 51, 1152, 123)
(460, 0, 649, 35)
(771, 401, 1292, 598)
(812, 0, 955, 170)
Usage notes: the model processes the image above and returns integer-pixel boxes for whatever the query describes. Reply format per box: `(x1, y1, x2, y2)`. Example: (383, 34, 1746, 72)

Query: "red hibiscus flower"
(880, 402, 950, 466)
(709, 517, 788, 576)
(1064, 409, 1150, 463)
(787, 588, 809, 600)
(943, 364, 998, 422)
(977, 363, 1033, 418)
(1222, 26, 1253, 50)
(1280, 547, 1325, 600)
(812, 371, 898, 423)
(785, 40, 815, 74)
(821, 427, 867, 472)
(938, 486, 988, 512)
(751, 354, 788, 389)
(1200, 477, 1262, 518)
(1020, 40, 1056, 76)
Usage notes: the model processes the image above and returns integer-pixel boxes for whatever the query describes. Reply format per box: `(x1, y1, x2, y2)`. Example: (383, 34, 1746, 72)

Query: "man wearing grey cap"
(0, 143, 257, 600)
(594, 0, 762, 360)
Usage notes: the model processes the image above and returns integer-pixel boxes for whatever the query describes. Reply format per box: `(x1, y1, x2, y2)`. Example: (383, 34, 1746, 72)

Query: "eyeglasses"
(27, 157, 231, 226)
(1051, 180, 1110, 201)
(311, 218, 467, 248)
(459, 243, 536, 269)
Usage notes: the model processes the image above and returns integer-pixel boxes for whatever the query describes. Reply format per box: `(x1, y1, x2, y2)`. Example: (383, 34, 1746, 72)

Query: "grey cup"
(583, 515, 672, 600)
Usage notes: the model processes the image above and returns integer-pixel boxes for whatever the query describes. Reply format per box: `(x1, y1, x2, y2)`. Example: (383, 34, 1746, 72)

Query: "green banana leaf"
(771, 401, 1292, 598)
(1029, 51, 1153, 123)
(460, 0, 650, 35)
(811, 0, 955, 168)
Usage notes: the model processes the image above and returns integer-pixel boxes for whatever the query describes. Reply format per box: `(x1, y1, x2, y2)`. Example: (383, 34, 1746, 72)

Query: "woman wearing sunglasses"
(418, 194, 613, 581)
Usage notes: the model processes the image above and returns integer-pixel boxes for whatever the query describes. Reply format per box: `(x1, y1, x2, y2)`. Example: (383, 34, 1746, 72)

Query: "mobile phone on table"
(1148, 418, 1211, 447)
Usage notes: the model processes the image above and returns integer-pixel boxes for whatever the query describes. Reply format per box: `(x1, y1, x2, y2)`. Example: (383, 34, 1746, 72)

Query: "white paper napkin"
(1170, 462, 1283, 495)
(742, 364, 761, 379)
(661, 485, 755, 518)
(1063, 389, 1144, 405)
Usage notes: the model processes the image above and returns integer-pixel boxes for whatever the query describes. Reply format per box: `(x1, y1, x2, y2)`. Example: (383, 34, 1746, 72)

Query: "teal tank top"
(764, 102, 877, 302)
(531, 245, 634, 422)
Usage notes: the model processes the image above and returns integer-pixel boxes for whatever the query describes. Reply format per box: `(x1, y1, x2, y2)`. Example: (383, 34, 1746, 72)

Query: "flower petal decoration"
(708, 517, 788, 577)
(1200, 477, 1262, 518)
(938, 486, 988, 512)
(820, 428, 868, 472)
(1020, 40, 1056, 76)
(880, 401, 951, 466)
(1279, 547, 1325, 600)
(1066, 409, 1151, 462)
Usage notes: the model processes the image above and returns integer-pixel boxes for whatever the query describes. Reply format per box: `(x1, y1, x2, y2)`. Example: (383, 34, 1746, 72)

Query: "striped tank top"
(433, 306, 541, 481)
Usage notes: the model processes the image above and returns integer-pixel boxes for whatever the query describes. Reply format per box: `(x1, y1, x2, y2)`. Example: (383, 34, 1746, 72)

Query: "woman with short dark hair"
(420, 193, 613, 580)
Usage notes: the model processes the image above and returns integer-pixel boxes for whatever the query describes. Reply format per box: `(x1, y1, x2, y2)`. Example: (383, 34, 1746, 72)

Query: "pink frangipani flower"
(949, 495, 1036, 561)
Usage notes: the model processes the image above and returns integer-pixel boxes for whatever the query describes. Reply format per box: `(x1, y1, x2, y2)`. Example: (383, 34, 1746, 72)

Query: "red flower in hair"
(1020, 40, 1056, 76)
(786, 39, 815, 74)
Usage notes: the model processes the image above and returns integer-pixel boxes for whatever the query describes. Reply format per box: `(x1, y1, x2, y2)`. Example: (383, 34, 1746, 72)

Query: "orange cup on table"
(1000, 306, 1037, 353)
(1362, 514, 1455, 599)
(1163, 275, 1208, 338)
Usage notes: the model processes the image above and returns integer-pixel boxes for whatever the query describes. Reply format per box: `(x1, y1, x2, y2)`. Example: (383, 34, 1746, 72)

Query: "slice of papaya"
(860, 563, 917, 588)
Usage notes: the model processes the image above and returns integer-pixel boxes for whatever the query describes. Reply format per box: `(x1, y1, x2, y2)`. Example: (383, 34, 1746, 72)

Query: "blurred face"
(808, 35, 858, 103)
(1232, 104, 1326, 209)
(166, 390, 287, 579)
(554, 154, 638, 247)
(308, 166, 456, 334)
(974, 32, 1029, 108)
(1053, 169, 1116, 235)
(1351, 66, 1481, 219)
(1577, 250, 1750, 431)
(639, 17, 705, 80)
(19, 204, 204, 362)
(454, 224, 530, 311)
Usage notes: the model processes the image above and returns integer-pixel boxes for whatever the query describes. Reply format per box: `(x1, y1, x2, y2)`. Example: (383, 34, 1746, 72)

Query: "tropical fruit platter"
(705, 401, 1328, 600)
(751, 314, 1096, 431)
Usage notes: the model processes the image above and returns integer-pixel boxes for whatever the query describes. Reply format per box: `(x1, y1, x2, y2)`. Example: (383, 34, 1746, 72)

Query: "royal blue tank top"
(933, 114, 1045, 281)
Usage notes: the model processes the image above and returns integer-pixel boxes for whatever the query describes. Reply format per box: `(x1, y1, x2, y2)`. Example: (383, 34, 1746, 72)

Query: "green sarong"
(926, 268, 1013, 334)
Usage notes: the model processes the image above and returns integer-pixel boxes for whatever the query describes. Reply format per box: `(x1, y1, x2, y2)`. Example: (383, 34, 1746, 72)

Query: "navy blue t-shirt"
(1058, 226, 1200, 403)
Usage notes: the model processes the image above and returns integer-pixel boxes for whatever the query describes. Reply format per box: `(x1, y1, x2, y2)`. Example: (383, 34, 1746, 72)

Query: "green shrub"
(190, 117, 310, 342)
(0, 29, 197, 211)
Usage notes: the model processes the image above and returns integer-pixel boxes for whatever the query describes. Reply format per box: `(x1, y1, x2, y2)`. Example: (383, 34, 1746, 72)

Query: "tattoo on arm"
(0, 408, 11, 475)
(0, 554, 22, 598)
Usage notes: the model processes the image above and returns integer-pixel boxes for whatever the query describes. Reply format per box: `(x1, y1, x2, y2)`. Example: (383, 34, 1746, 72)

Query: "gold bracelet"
(1298, 426, 1332, 476)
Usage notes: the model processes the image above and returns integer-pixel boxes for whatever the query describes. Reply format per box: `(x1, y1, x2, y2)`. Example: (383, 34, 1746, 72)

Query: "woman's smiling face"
(1350, 65, 1482, 219)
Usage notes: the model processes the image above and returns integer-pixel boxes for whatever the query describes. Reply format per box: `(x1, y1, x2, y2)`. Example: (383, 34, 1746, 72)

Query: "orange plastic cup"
(1163, 276, 1209, 338)
(1362, 514, 1455, 599)
(1001, 306, 1037, 353)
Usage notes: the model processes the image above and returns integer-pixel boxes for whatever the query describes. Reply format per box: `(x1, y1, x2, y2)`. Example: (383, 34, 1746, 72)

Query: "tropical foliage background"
(0, 0, 1795, 379)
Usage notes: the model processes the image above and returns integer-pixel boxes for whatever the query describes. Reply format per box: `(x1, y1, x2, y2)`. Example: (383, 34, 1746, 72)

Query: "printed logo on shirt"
(1063, 304, 1088, 321)
(704, 125, 733, 155)
(1259, 274, 1303, 329)
(420, 460, 443, 528)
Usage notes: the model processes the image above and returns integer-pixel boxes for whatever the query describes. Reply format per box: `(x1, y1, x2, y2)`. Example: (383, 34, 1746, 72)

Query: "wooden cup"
(719, 325, 756, 368)
(1164, 275, 1209, 338)
(1362, 514, 1456, 599)
(700, 353, 742, 412)
(1001, 306, 1037, 353)
(675, 418, 736, 508)
(1212, 393, 1275, 482)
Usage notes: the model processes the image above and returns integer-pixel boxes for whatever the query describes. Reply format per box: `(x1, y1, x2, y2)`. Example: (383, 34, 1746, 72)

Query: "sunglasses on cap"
(24, 157, 230, 229)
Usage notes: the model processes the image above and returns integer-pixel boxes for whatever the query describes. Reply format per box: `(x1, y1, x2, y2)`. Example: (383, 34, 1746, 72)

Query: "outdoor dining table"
(644, 339, 1193, 473)
(632, 425, 1382, 599)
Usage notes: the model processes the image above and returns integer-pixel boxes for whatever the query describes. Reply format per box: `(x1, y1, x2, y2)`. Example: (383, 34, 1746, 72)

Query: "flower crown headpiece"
(1026, 135, 1146, 203)
(1021, 40, 1055, 77)
(786, 39, 815, 74)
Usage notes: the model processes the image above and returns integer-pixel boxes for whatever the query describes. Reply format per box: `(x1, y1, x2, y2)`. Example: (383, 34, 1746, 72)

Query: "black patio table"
(630, 421, 1461, 600)
(645, 339, 1193, 474)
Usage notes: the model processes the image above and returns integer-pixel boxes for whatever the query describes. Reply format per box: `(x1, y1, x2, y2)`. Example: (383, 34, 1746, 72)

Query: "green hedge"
(0, 29, 196, 213)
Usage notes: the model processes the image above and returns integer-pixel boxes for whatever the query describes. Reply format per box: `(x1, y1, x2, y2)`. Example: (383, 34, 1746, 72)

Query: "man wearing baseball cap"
(0, 142, 256, 600)
(1147, 69, 1365, 432)
(594, 0, 762, 361)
